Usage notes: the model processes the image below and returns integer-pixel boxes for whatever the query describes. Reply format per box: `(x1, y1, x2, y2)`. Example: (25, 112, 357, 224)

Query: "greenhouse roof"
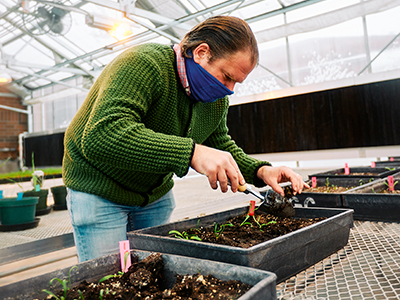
(0, 0, 400, 101)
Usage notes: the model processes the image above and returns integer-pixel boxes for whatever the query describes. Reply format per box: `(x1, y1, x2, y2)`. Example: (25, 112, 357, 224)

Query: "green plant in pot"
(22, 153, 50, 216)
(51, 185, 67, 210)
(0, 157, 39, 228)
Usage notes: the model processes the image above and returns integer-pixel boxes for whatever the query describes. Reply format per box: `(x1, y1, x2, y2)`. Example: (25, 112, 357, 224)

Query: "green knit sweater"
(62, 43, 270, 206)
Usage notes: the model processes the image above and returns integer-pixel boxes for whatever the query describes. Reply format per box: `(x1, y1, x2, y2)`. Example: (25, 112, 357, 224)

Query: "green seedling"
(240, 214, 252, 227)
(169, 230, 202, 241)
(213, 222, 234, 239)
(253, 217, 277, 231)
(384, 180, 398, 189)
(99, 288, 115, 300)
(385, 167, 396, 171)
(325, 177, 330, 187)
(6, 176, 25, 192)
(99, 251, 128, 283)
(0, 157, 10, 169)
(42, 266, 78, 300)
(98, 271, 124, 284)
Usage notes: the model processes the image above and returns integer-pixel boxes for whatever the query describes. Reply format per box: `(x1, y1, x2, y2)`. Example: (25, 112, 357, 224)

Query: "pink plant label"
(344, 163, 350, 175)
(119, 240, 131, 273)
(371, 161, 376, 168)
(390, 157, 394, 161)
(312, 177, 317, 188)
(388, 176, 395, 192)
(249, 200, 256, 216)
(17, 192, 23, 200)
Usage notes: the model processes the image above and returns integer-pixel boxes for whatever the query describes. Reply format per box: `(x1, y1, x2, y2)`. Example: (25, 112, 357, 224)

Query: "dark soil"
(170, 212, 325, 249)
(378, 189, 400, 194)
(303, 186, 354, 193)
(41, 253, 251, 300)
(333, 172, 378, 176)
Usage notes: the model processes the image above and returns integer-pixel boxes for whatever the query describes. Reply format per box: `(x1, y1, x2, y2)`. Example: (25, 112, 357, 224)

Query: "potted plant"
(128, 205, 353, 283)
(0, 196, 39, 231)
(0, 157, 41, 231)
(1, 251, 277, 300)
(50, 185, 67, 210)
(22, 153, 51, 216)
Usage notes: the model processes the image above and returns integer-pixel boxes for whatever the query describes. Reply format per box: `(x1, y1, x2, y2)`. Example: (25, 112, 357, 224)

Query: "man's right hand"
(190, 143, 245, 193)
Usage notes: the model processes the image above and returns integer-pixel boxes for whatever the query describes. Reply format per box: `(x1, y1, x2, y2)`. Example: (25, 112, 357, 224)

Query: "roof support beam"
(0, 104, 28, 114)
(255, 0, 400, 43)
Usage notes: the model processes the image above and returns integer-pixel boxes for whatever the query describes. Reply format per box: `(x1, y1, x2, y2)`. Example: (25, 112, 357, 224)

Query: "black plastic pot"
(308, 167, 399, 186)
(50, 185, 67, 210)
(128, 206, 353, 283)
(23, 189, 50, 216)
(0, 196, 40, 231)
(343, 173, 400, 221)
(1, 251, 277, 300)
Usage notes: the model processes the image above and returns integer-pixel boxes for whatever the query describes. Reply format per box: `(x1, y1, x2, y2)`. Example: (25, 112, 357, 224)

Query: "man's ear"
(192, 43, 211, 64)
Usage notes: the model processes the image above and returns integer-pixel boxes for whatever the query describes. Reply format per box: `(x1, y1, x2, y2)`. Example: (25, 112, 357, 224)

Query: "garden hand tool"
(235, 182, 297, 218)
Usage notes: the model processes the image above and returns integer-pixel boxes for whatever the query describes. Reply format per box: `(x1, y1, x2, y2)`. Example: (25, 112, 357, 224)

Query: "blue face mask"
(185, 56, 234, 103)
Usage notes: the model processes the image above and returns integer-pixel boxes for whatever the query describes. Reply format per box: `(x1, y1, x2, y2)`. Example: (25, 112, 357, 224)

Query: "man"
(63, 15, 308, 262)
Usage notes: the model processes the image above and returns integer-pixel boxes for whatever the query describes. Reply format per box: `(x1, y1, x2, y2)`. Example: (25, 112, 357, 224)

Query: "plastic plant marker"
(312, 177, 317, 188)
(0, 190, 3, 199)
(388, 176, 395, 192)
(371, 161, 376, 168)
(345, 163, 350, 175)
(248, 200, 256, 216)
(35, 184, 40, 192)
(119, 240, 131, 272)
(390, 157, 394, 161)
(17, 192, 23, 200)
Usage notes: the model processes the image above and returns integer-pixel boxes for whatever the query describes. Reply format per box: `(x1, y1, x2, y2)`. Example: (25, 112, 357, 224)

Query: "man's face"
(193, 44, 255, 92)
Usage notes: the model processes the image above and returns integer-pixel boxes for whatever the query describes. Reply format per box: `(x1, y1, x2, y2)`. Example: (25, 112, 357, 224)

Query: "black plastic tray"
(308, 167, 399, 185)
(2, 251, 277, 300)
(128, 207, 353, 283)
(292, 180, 360, 208)
(343, 173, 400, 221)
(374, 160, 400, 167)
(0, 217, 40, 232)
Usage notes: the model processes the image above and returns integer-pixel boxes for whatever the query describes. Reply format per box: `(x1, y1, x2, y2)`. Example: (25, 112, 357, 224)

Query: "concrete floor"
(0, 145, 399, 286)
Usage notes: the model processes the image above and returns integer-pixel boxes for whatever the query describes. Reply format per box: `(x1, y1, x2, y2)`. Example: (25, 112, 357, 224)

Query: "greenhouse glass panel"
(289, 18, 364, 86)
(53, 96, 77, 130)
(234, 38, 290, 97)
(365, 6, 400, 74)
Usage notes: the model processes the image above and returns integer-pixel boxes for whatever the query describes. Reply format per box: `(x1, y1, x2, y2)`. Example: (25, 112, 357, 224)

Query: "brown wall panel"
(227, 78, 400, 154)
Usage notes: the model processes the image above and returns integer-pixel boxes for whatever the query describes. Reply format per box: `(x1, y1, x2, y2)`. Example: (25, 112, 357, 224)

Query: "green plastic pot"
(23, 189, 49, 211)
(0, 197, 38, 225)
(50, 185, 67, 209)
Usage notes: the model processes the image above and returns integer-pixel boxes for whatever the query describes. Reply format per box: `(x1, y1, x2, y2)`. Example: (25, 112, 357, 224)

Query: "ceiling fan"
(21, 1, 72, 36)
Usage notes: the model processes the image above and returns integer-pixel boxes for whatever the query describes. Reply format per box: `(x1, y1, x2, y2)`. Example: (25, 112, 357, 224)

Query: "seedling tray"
(2, 250, 277, 300)
(343, 173, 400, 221)
(293, 180, 360, 208)
(128, 207, 353, 283)
(308, 167, 398, 186)
(374, 160, 400, 167)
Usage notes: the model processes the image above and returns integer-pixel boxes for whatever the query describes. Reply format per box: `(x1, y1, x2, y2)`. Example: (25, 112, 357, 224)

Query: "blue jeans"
(66, 188, 176, 262)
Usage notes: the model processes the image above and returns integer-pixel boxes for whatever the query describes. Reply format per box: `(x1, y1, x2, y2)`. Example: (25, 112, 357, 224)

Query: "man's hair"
(180, 16, 259, 65)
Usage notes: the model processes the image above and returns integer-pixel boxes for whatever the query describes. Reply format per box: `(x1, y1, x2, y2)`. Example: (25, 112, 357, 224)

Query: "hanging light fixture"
(85, 14, 133, 40)
(108, 22, 133, 40)
(0, 71, 11, 83)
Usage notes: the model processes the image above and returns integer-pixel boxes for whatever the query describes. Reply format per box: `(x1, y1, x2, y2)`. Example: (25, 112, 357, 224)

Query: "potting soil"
(41, 253, 252, 300)
(170, 212, 325, 249)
